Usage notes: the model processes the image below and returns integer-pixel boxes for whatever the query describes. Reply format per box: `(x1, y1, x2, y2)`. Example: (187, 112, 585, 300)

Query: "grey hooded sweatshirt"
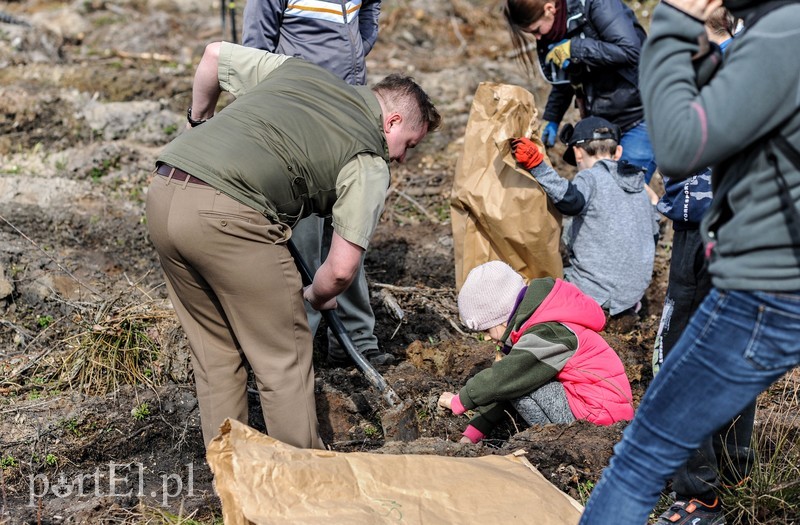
(640, 1, 800, 291)
(530, 159, 658, 314)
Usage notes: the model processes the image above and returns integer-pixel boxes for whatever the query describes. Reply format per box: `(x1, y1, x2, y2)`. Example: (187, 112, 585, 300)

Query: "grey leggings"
(512, 380, 576, 426)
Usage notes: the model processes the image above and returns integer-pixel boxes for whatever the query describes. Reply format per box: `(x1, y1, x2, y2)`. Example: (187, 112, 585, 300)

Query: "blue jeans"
(580, 288, 800, 525)
(620, 121, 657, 184)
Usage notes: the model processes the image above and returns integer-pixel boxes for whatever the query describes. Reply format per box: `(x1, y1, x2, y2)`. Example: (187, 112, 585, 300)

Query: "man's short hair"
(372, 74, 442, 132)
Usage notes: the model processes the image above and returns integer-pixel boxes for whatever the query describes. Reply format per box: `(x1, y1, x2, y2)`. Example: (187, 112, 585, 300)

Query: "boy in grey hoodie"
(512, 117, 659, 318)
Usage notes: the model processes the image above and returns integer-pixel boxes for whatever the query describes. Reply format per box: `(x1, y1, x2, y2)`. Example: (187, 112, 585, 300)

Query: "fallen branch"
(445, 316, 467, 336)
(3, 345, 57, 386)
(402, 185, 448, 197)
(104, 49, 176, 62)
(379, 289, 405, 321)
(0, 398, 57, 415)
(373, 283, 452, 294)
(372, 282, 465, 335)
(387, 187, 441, 224)
(450, 16, 467, 56)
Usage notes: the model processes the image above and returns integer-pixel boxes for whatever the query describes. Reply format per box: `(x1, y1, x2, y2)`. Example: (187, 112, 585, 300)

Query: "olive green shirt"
(158, 42, 390, 249)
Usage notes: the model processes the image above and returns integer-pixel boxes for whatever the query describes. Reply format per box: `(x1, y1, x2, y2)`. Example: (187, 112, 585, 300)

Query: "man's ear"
(613, 145, 623, 161)
(544, 2, 557, 16)
(384, 112, 402, 133)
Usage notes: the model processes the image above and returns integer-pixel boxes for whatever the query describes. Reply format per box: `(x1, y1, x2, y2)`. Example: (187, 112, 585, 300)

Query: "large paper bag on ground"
(451, 82, 563, 290)
(208, 419, 582, 525)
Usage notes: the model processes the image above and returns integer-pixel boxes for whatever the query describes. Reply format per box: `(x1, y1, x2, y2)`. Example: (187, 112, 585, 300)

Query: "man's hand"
(304, 285, 338, 311)
(306, 232, 362, 310)
(540, 120, 559, 148)
(545, 39, 571, 69)
(664, 0, 723, 20)
(512, 137, 545, 170)
(437, 392, 456, 410)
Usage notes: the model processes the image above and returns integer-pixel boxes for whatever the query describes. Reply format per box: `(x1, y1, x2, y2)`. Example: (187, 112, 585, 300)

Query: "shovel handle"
(286, 239, 402, 407)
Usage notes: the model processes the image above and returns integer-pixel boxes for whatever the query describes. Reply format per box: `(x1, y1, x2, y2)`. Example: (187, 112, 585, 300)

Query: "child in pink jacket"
(439, 261, 634, 443)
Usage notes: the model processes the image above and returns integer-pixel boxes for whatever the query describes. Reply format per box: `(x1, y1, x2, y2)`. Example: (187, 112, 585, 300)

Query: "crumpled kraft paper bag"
(451, 82, 563, 290)
(207, 419, 582, 525)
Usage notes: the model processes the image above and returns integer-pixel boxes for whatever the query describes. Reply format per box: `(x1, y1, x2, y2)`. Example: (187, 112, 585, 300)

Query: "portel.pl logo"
(28, 462, 194, 507)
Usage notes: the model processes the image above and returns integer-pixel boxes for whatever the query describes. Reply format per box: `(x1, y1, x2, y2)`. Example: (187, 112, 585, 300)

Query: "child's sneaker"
(654, 498, 725, 525)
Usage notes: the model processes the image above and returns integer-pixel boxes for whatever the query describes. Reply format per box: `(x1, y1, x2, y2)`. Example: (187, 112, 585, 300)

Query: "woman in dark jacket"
(505, 0, 657, 182)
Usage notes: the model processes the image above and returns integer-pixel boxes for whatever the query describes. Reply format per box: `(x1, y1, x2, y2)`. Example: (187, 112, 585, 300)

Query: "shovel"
(287, 239, 419, 441)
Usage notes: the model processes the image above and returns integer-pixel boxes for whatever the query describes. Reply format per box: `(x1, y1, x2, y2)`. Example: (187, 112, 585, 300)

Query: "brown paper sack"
(207, 419, 582, 525)
(451, 82, 563, 290)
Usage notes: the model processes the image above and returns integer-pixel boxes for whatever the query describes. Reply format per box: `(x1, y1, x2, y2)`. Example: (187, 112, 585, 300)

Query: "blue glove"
(541, 121, 559, 148)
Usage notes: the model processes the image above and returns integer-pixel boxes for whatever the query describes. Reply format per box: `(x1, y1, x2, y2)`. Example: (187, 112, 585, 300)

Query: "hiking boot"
(325, 349, 351, 368)
(363, 348, 395, 367)
(326, 348, 395, 368)
(654, 498, 725, 525)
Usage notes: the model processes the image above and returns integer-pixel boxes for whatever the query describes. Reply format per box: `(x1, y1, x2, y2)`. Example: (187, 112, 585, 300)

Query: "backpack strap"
(766, 137, 800, 263)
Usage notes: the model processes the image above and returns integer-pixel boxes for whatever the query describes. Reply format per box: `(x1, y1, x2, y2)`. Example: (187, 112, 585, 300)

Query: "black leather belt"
(156, 163, 209, 186)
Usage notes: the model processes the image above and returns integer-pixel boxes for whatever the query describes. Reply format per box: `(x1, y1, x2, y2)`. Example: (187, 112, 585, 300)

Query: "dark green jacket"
(640, 3, 800, 291)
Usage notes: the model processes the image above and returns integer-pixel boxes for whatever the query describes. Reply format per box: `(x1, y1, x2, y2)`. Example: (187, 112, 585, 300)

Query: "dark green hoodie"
(640, 1, 800, 291)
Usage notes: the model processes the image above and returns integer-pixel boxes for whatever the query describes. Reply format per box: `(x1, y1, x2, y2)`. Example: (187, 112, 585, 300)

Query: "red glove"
(511, 137, 544, 169)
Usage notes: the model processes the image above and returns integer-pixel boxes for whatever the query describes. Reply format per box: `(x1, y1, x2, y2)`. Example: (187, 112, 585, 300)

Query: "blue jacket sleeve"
(530, 163, 588, 216)
(359, 0, 381, 55)
(242, 0, 285, 51)
(570, 0, 642, 70)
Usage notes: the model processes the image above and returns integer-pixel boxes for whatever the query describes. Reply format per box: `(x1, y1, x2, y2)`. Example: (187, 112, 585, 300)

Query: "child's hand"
(511, 137, 545, 170)
(644, 184, 660, 205)
(437, 392, 456, 410)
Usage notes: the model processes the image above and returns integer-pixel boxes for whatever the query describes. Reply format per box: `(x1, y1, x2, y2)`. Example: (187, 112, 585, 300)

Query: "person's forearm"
(543, 84, 573, 124)
(530, 164, 586, 215)
(190, 42, 223, 121)
(304, 232, 363, 309)
(359, 0, 381, 55)
(308, 259, 356, 305)
(461, 349, 558, 408)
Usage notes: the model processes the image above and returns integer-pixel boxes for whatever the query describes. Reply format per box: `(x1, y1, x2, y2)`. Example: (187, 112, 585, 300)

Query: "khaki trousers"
(146, 173, 324, 449)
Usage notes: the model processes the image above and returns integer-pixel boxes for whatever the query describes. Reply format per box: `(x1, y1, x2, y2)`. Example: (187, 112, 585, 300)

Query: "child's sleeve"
(464, 402, 509, 440)
(458, 324, 577, 410)
(529, 163, 590, 216)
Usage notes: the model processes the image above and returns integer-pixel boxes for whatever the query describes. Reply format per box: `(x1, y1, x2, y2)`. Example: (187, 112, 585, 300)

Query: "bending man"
(146, 42, 440, 448)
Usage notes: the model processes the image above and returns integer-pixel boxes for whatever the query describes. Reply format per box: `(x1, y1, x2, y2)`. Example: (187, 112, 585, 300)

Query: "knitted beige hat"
(458, 261, 526, 331)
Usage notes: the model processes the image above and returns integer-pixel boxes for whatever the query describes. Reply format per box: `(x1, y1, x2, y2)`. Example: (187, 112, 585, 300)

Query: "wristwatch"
(187, 106, 208, 127)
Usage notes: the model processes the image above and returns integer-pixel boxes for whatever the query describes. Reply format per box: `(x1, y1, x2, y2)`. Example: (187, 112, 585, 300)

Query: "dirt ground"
(0, 0, 795, 523)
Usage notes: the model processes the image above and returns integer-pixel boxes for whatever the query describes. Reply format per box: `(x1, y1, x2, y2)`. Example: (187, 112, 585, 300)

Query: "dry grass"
(59, 296, 173, 395)
(721, 374, 800, 524)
